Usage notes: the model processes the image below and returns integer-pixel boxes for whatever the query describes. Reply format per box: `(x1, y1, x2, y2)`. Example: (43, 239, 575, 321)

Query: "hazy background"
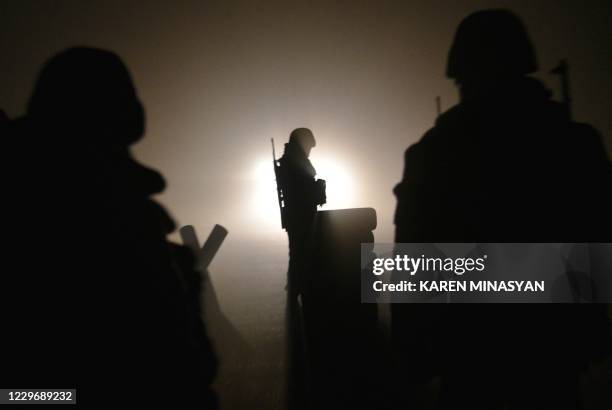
(2, 2, 611, 406)
(2, 0, 611, 244)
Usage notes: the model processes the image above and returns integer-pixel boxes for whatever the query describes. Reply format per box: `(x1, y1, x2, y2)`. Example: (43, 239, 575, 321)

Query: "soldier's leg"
(286, 225, 313, 409)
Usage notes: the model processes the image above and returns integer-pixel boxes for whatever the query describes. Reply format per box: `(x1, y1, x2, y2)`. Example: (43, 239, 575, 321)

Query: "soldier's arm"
(394, 138, 429, 243)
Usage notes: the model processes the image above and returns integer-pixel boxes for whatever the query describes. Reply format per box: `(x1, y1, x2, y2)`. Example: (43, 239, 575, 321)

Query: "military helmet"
(446, 9, 538, 82)
(289, 127, 316, 150)
(27, 47, 144, 145)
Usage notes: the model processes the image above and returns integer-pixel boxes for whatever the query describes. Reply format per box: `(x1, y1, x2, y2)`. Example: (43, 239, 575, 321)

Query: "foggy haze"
(3, 2, 612, 407)
(2, 0, 611, 244)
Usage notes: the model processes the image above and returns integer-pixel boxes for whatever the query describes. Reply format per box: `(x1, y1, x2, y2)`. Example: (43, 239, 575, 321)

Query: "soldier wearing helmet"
(392, 10, 611, 410)
(278, 127, 326, 299)
(5, 47, 218, 408)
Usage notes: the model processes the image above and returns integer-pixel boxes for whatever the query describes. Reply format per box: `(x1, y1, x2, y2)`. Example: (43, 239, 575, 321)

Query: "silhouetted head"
(289, 127, 316, 157)
(446, 10, 537, 85)
(27, 47, 144, 145)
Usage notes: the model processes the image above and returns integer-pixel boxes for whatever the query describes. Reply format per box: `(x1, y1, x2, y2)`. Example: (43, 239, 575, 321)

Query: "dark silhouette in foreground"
(393, 9, 612, 410)
(3, 47, 217, 408)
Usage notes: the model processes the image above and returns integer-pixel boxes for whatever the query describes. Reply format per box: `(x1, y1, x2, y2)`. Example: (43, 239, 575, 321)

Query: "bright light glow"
(250, 155, 356, 228)
(250, 160, 283, 229)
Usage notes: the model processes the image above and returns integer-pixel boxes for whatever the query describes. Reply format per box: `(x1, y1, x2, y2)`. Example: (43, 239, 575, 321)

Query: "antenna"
(271, 138, 277, 162)
(436, 96, 441, 118)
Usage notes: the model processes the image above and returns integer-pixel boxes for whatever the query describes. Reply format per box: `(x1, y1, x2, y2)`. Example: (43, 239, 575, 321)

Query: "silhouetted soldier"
(278, 128, 326, 300)
(393, 10, 611, 410)
(3, 48, 217, 408)
(275, 128, 325, 410)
